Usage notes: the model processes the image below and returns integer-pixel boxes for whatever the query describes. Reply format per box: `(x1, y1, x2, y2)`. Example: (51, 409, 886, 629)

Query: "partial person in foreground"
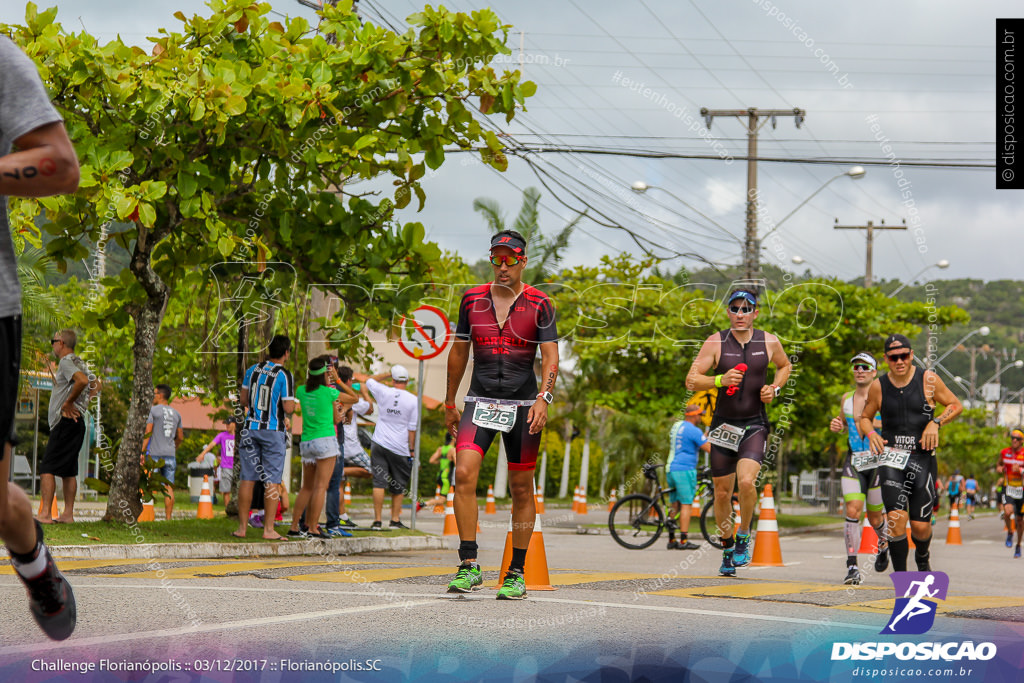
(1, 35, 81, 640)
(860, 334, 962, 573)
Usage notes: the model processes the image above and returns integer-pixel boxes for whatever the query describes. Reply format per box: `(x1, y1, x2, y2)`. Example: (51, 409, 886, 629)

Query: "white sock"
(12, 546, 48, 579)
(340, 514, 350, 521)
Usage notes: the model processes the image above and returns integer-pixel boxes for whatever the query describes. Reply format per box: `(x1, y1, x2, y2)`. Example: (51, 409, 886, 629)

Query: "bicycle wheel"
(699, 497, 724, 549)
(608, 494, 665, 549)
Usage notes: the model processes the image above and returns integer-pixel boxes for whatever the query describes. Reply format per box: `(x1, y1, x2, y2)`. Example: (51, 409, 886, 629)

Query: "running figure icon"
(885, 575, 939, 632)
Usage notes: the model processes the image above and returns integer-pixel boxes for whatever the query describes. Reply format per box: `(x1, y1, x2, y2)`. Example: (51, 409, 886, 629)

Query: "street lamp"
(757, 166, 866, 246)
(934, 325, 990, 366)
(629, 181, 744, 246)
(887, 260, 951, 297)
(980, 359, 1024, 388)
(791, 255, 805, 265)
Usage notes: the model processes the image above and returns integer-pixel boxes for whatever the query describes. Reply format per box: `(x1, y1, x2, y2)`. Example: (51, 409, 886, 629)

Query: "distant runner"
(829, 352, 886, 584)
(997, 429, 1024, 558)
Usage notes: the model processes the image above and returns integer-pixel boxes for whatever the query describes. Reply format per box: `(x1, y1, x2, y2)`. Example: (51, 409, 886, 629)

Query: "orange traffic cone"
(858, 517, 879, 554)
(138, 498, 156, 522)
(196, 475, 215, 519)
(432, 486, 445, 514)
(38, 496, 59, 519)
(535, 487, 545, 514)
(570, 486, 580, 513)
(578, 486, 588, 515)
(608, 487, 617, 512)
(690, 490, 702, 518)
(485, 485, 497, 514)
(344, 481, 352, 508)
(496, 513, 556, 591)
(750, 485, 784, 567)
(442, 488, 458, 536)
(946, 503, 963, 545)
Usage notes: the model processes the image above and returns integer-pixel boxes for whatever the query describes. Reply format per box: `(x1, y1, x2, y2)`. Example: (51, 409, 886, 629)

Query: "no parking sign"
(397, 304, 452, 361)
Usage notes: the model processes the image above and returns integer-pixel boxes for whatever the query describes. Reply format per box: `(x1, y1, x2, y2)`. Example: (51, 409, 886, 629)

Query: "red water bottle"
(726, 363, 747, 396)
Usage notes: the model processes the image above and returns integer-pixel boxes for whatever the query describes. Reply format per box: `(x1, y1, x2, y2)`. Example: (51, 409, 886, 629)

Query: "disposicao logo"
(882, 571, 948, 635)
(831, 571, 997, 662)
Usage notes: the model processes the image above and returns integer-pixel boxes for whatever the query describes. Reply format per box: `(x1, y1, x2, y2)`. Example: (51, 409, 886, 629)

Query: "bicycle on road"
(607, 463, 754, 550)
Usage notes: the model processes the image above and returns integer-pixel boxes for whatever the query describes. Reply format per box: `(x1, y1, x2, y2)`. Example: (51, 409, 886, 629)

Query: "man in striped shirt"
(234, 335, 295, 540)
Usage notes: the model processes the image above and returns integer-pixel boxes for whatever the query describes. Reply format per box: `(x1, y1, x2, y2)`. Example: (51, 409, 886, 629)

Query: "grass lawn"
(37, 517, 427, 546)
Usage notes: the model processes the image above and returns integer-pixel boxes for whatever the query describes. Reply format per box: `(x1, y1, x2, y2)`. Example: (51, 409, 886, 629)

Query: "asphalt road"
(1, 509, 1022, 682)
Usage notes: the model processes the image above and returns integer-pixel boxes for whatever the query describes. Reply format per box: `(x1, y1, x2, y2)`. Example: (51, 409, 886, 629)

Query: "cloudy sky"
(29, 0, 1015, 284)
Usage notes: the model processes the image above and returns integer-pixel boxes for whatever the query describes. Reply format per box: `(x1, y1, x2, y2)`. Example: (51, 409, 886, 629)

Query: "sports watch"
(931, 416, 942, 427)
(537, 391, 554, 404)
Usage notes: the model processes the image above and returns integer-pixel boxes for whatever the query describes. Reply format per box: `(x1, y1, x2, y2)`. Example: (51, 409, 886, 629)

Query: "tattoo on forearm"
(543, 364, 557, 393)
(2, 158, 56, 181)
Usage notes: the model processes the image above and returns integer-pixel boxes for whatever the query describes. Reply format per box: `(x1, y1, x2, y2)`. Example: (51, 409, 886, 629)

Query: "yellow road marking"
(109, 559, 399, 579)
(289, 567, 453, 583)
(834, 595, 1024, 615)
(0, 558, 157, 575)
(652, 582, 879, 599)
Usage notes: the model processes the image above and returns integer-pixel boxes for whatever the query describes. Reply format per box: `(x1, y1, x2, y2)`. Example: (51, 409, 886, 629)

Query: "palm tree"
(472, 187, 584, 282)
(15, 243, 61, 333)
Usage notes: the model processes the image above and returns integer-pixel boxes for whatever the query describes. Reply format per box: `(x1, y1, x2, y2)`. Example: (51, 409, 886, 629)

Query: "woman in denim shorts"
(288, 357, 344, 539)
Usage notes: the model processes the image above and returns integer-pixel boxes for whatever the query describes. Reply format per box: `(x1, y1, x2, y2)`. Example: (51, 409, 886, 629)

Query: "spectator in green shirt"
(288, 357, 344, 539)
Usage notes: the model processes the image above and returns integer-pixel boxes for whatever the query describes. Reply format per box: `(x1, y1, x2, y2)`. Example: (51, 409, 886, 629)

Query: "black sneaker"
(666, 540, 680, 550)
(915, 551, 931, 572)
(843, 565, 862, 585)
(338, 518, 358, 528)
(678, 541, 700, 550)
(874, 546, 889, 573)
(370, 521, 383, 530)
(16, 534, 76, 641)
(389, 520, 409, 530)
(286, 529, 309, 538)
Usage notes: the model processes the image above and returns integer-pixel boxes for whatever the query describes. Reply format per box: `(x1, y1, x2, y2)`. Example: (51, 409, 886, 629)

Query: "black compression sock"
(509, 547, 528, 574)
(458, 540, 478, 563)
(889, 535, 909, 572)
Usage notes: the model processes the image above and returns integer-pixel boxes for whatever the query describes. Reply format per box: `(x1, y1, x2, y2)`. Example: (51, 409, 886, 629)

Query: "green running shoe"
(496, 569, 527, 600)
(733, 533, 751, 567)
(446, 563, 483, 593)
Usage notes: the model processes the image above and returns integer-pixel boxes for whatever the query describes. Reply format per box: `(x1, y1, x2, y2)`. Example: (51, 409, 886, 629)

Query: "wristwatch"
(537, 391, 554, 404)
(771, 385, 781, 397)
(931, 416, 942, 427)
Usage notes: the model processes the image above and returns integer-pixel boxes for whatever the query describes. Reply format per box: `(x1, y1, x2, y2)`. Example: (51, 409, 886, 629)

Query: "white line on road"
(0, 598, 433, 657)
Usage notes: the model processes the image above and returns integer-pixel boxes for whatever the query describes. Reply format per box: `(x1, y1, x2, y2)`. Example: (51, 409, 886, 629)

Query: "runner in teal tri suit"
(829, 352, 886, 584)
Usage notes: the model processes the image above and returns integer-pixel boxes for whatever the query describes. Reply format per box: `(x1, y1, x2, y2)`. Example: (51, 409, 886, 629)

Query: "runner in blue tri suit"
(829, 352, 886, 584)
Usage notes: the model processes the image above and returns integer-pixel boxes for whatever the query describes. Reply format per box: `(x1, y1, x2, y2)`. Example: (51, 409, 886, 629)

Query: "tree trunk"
(102, 243, 169, 522)
(226, 312, 248, 518)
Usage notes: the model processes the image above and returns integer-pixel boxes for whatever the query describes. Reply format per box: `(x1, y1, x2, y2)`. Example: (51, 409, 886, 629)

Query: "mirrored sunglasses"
(489, 254, 523, 267)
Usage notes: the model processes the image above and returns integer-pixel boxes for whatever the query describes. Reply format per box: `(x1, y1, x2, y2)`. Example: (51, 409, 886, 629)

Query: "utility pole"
(833, 219, 907, 288)
(701, 107, 805, 281)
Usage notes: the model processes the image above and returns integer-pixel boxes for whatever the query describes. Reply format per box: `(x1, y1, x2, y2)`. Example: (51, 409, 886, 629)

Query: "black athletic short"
(369, 441, 412, 494)
(1006, 489, 1024, 517)
(707, 415, 769, 478)
(38, 416, 86, 478)
(0, 315, 22, 453)
(456, 403, 541, 471)
(877, 452, 937, 522)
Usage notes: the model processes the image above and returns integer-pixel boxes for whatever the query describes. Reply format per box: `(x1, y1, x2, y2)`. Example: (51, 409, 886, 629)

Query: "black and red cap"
(884, 333, 912, 353)
(490, 232, 527, 254)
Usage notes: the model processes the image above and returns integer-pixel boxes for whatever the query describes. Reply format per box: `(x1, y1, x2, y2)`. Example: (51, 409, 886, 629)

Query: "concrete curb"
(50, 534, 449, 560)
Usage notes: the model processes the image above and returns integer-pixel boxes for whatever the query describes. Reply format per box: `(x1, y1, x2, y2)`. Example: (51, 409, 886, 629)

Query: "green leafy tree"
(5, 0, 534, 520)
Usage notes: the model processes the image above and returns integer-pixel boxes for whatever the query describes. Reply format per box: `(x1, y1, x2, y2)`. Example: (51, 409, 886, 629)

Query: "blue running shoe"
(733, 533, 751, 567)
(1007, 532, 1014, 548)
(1015, 545, 1021, 559)
(719, 549, 736, 577)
